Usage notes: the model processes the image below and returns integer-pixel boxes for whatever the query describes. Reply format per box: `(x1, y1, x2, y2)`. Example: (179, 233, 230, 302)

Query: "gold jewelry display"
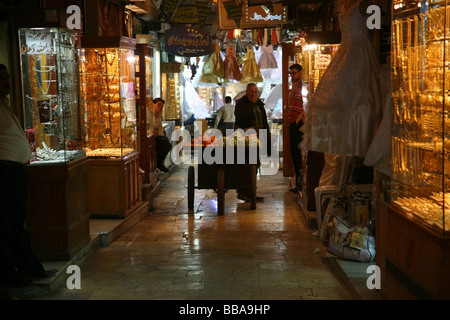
(391, 4, 450, 235)
(79, 47, 136, 156)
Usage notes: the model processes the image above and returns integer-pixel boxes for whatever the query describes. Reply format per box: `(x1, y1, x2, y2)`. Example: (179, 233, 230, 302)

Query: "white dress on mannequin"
(302, 0, 382, 158)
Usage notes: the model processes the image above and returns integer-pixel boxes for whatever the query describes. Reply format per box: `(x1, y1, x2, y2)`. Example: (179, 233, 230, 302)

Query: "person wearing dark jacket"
(234, 83, 271, 202)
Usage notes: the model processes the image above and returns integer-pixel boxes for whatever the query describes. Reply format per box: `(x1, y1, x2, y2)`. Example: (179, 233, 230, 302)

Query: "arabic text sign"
(165, 27, 211, 57)
(314, 54, 332, 69)
(25, 30, 54, 54)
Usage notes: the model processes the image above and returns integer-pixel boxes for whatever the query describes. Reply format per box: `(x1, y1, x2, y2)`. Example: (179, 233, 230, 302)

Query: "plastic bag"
(327, 216, 376, 262)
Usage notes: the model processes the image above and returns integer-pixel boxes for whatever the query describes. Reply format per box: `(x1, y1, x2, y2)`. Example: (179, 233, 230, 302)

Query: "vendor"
(149, 98, 171, 173)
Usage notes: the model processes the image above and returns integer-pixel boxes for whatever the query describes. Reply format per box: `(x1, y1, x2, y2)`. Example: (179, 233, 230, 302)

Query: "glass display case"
(135, 43, 158, 186)
(135, 44, 153, 135)
(79, 36, 144, 219)
(18, 27, 85, 164)
(18, 27, 89, 260)
(79, 36, 137, 159)
(374, 0, 450, 300)
(161, 62, 183, 125)
(390, 0, 449, 236)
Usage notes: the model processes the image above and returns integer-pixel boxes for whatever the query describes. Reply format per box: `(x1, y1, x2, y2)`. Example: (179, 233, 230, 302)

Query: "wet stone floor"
(30, 163, 357, 300)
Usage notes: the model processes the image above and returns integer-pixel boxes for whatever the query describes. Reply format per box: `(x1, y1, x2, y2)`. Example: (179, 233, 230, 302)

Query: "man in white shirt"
(214, 96, 235, 133)
(0, 63, 56, 287)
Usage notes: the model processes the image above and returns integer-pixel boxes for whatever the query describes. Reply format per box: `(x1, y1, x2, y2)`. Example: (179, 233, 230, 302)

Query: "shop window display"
(79, 38, 137, 159)
(78, 36, 143, 219)
(18, 28, 85, 164)
(375, 0, 450, 300)
(18, 27, 90, 260)
(390, 0, 450, 235)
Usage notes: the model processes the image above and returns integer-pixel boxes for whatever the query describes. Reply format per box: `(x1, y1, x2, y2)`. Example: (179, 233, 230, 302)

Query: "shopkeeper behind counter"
(148, 98, 172, 173)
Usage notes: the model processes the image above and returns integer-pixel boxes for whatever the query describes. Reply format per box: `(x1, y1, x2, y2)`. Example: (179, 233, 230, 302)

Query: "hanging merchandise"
(200, 42, 225, 83)
(276, 27, 282, 45)
(235, 37, 246, 67)
(271, 28, 278, 45)
(263, 28, 268, 46)
(258, 45, 278, 69)
(227, 29, 234, 41)
(240, 46, 264, 83)
(224, 42, 242, 81)
(257, 29, 262, 46)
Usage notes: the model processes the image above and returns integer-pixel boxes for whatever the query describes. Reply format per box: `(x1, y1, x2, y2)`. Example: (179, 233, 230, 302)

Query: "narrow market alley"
(10, 163, 381, 301)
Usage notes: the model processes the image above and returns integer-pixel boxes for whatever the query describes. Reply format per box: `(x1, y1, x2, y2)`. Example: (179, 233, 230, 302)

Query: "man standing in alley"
(0, 63, 56, 287)
(234, 83, 270, 202)
(287, 63, 305, 192)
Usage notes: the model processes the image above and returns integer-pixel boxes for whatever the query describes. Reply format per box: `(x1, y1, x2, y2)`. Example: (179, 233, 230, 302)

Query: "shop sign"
(165, 27, 211, 57)
(244, 4, 287, 25)
(218, 0, 287, 29)
(314, 54, 332, 69)
(23, 30, 53, 54)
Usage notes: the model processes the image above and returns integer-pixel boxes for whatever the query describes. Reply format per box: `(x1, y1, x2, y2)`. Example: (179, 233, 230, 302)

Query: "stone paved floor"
(28, 164, 358, 300)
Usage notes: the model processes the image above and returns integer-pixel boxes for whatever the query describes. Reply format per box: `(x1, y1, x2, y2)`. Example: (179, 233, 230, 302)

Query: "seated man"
(149, 98, 172, 173)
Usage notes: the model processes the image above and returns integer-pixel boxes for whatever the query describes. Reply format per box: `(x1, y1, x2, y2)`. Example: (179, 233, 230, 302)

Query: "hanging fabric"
(276, 27, 282, 45)
(224, 42, 242, 81)
(240, 46, 263, 83)
(271, 28, 278, 45)
(227, 29, 234, 41)
(263, 28, 268, 46)
(235, 37, 246, 67)
(258, 45, 278, 69)
(200, 42, 225, 83)
(257, 29, 262, 46)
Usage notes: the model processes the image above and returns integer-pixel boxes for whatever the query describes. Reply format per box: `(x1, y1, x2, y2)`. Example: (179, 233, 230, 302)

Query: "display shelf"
(79, 36, 143, 218)
(135, 43, 158, 186)
(18, 27, 85, 164)
(376, 1, 450, 299)
(390, 2, 450, 237)
(18, 27, 90, 260)
(79, 36, 137, 159)
(161, 62, 183, 125)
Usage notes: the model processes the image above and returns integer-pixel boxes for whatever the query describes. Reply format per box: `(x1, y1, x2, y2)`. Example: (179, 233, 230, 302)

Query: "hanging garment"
(200, 42, 225, 83)
(301, 0, 382, 158)
(260, 45, 282, 82)
(271, 28, 278, 45)
(236, 37, 246, 67)
(276, 27, 282, 45)
(263, 28, 268, 46)
(258, 45, 278, 69)
(227, 29, 234, 41)
(240, 46, 263, 83)
(257, 29, 262, 46)
(223, 43, 242, 81)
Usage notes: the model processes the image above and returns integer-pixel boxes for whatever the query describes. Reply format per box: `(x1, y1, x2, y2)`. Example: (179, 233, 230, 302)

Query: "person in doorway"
(0, 63, 57, 287)
(214, 95, 235, 134)
(149, 98, 172, 173)
(234, 83, 271, 202)
(287, 63, 305, 193)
